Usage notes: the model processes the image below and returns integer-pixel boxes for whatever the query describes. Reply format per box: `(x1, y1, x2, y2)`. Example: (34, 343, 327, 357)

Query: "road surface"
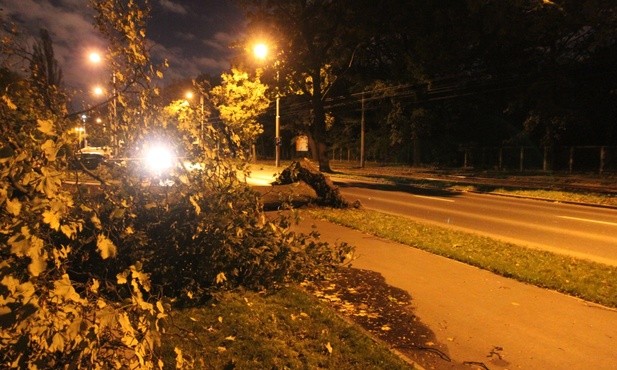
(337, 181, 617, 266)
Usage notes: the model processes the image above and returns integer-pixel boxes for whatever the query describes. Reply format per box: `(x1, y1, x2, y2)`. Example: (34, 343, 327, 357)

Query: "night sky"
(2, 0, 246, 92)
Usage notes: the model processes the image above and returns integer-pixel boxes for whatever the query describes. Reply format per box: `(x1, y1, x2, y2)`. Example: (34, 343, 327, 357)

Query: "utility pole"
(360, 92, 365, 168)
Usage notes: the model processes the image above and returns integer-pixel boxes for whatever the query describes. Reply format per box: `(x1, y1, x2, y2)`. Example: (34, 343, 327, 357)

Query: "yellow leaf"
(90, 279, 100, 293)
(174, 347, 185, 367)
(97, 234, 117, 259)
(53, 274, 82, 303)
(2, 95, 17, 110)
(41, 139, 57, 161)
(49, 333, 65, 352)
(325, 342, 333, 354)
(28, 252, 47, 277)
(91, 214, 102, 228)
(189, 195, 201, 215)
(117, 271, 128, 286)
(37, 119, 55, 136)
(43, 210, 61, 230)
(25, 235, 46, 277)
(118, 312, 134, 335)
(215, 272, 227, 284)
(5, 198, 21, 216)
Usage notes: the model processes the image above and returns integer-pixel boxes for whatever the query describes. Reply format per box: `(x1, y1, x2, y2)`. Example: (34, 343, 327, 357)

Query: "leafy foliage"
(1, 1, 354, 368)
(211, 68, 270, 158)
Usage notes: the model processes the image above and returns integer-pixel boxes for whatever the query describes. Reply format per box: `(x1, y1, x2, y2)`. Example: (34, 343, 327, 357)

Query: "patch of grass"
(308, 208, 617, 308)
(161, 286, 413, 369)
(489, 188, 617, 207)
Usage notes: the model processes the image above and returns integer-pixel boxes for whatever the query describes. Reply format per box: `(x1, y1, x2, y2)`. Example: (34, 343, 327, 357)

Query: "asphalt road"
(336, 181, 617, 266)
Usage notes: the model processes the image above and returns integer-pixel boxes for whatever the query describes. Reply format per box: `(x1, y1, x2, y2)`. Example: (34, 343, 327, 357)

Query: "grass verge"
(160, 286, 413, 369)
(307, 208, 617, 308)
(487, 188, 617, 206)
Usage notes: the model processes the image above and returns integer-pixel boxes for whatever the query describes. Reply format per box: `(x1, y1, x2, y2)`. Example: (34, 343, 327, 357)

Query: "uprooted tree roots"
(276, 159, 359, 209)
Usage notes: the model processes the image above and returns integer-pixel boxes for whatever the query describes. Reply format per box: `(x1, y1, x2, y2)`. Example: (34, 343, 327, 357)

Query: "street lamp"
(75, 126, 85, 147)
(80, 114, 88, 147)
(88, 50, 118, 155)
(92, 85, 104, 97)
(185, 90, 205, 139)
(253, 42, 281, 167)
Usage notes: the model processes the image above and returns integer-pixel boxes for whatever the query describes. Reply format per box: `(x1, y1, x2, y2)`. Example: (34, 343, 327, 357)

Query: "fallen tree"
(276, 159, 358, 208)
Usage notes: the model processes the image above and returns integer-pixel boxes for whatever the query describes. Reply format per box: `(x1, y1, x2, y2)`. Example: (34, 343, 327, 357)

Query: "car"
(69, 146, 111, 170)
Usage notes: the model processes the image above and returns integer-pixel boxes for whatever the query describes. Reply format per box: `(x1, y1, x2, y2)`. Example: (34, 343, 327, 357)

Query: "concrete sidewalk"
(293, 215, 617, 369)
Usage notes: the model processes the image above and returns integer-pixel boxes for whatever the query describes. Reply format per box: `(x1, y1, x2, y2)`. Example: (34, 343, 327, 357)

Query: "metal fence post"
(519, 147, 525, 172)
(600, 146, 606, 175)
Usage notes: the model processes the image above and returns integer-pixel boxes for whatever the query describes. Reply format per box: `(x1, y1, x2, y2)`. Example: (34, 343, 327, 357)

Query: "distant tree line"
(236, 0, 616, 170)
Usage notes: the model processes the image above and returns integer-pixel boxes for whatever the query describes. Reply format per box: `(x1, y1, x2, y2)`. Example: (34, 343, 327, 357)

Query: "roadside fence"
(459, 146, 617, 174)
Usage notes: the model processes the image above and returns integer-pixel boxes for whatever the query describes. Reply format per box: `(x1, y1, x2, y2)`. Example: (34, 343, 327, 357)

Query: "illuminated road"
(337, 182, 617, 266)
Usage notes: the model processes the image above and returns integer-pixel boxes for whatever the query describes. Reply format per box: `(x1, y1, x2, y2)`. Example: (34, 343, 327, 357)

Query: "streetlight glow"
(253, 43, 268, 60)
(93, 86, 104, 96)
(252, 41, 281, 167)
(185, 91, 194, 100)
(88, 51, 102, 64)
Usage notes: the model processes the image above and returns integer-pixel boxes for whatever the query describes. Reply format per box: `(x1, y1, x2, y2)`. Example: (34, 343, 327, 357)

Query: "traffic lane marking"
(557, 215, 617, 227)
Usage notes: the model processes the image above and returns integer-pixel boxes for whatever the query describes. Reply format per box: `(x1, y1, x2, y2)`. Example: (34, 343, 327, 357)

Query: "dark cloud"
(2, 0, 245, 96)
(159, 0, 188, 15)
(2, 0, 105, 92)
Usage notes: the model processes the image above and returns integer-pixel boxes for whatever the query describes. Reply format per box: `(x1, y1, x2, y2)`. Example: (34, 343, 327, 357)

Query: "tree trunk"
(308, 134, 332, 172)
(277, 159, 350, 208)
(317, 141, 332, 172)
(308, 69, 333, 173)
(412, 137, 421, 167)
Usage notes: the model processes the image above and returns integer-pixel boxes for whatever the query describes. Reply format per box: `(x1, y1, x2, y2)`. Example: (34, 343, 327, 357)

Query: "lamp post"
(253, 42, 281, 167)
(80, 114, 88, 147)
(88, 51, 118, 155)
(185, 90, 205, 139)
(75, 126, 85, 148)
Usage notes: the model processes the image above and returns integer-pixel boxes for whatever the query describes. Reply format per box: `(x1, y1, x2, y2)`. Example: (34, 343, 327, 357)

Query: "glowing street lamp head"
(144, 144, 174, 174)
(185, 91, 194, 100)
(93, 86, 104, 96)
(253, 43, 268, 60)
(88, 51, 102, 64)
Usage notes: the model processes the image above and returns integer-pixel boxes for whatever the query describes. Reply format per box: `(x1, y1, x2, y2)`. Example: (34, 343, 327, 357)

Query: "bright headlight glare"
(144, 145, 174, 173)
